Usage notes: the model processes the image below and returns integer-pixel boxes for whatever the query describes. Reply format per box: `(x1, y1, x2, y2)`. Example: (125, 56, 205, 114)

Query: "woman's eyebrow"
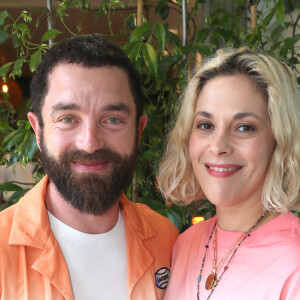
(194, 111, 213, 118)
(233, 112, 263, 121)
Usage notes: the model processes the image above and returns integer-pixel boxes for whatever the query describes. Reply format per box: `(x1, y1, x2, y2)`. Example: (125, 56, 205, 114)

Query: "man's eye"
(61, 117, 74, 123)
(237, 125, 255, 132)
(108, 117, 120, 124)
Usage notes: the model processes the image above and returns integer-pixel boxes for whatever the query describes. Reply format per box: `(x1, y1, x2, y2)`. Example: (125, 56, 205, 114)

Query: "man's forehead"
(44, 63, 133, 99)
(41, 64, 136, 115)
(47, 62, 128, 79)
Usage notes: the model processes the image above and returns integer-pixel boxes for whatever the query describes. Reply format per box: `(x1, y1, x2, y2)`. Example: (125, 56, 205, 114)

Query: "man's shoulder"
(0, 203, 18, 260)
(0, 202, 18, 230)
(120, 196, 179, 237)
(135, 202, 177, 229)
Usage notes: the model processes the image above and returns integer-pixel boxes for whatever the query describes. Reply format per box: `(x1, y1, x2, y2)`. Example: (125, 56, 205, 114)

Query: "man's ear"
(137, 114, 147, 144)
(27, 112, 42, 151)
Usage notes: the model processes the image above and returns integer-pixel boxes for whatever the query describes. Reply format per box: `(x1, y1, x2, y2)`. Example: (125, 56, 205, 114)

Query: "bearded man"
(0, 34, 178, 300)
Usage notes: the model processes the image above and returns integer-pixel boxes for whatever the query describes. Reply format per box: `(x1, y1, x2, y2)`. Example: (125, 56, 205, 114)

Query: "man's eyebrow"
(233, 112, 263, 121)
(104, 103, 131, 115)
(51, 103, 80, 112)
(50, 102, 131, 116)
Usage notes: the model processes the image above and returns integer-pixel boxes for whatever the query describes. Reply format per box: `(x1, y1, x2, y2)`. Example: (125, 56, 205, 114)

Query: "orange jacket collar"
(8, 175, 160, 299)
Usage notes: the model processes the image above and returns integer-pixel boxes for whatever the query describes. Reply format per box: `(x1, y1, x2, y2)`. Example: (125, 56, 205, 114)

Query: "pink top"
(164, 212, 300, 300)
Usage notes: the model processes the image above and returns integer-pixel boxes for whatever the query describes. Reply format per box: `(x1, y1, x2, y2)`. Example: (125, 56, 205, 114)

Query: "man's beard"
(40, 135, 138, 216)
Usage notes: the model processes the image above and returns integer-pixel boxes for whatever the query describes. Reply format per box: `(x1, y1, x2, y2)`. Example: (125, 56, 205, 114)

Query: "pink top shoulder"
(164, 212, 300, 300)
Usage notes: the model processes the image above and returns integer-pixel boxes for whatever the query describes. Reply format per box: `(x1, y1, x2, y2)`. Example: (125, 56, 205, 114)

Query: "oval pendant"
(205, 273, 216, 290)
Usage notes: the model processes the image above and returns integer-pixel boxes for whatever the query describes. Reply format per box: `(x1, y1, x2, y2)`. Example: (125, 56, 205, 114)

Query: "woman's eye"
(197, 122, 214, 130)
(237, 125, 255, 132)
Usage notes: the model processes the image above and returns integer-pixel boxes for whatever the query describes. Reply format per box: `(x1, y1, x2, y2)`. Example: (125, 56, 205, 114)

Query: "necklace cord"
(196, 211, 269, 300)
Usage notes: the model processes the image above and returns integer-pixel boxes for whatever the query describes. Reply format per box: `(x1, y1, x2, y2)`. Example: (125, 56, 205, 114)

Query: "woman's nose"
(209, 130, 233, 156)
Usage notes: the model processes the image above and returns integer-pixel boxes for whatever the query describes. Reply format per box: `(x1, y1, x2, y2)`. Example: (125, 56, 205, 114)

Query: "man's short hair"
(30, 34, 145, 125)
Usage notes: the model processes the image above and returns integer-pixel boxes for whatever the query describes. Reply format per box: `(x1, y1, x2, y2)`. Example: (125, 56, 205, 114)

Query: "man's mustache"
(59, 148, 123, 163)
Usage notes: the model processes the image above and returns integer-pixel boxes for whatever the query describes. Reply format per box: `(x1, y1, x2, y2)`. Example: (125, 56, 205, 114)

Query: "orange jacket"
(0, 176, 178, 300)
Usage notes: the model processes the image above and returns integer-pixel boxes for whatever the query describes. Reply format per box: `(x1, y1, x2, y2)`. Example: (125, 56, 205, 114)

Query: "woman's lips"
(205, 164, 242, 177)
(71, 160, 110, 173)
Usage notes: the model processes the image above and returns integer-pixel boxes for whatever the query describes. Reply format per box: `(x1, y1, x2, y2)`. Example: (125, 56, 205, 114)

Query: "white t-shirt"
(48, 210, 129, 300)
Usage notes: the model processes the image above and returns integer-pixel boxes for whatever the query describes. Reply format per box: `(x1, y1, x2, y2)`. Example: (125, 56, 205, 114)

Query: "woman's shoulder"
(257, 212, 300, 258)
(175, 215, 217, 247)
(271, 211, 300, 235)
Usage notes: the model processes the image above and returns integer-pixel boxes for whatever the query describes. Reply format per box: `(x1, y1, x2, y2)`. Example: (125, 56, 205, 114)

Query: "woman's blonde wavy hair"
(158, 47, 300, 213)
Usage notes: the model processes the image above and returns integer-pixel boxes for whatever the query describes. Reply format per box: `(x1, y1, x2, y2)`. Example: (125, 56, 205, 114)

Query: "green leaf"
(16, 23, 31, 38)
(157, 60, 167, 81)
(0, 121, 13, 132)
(142, 43, 158, 74)
(12, 36, 21, 48)
(270, 41, 282, 51)
(166, 30, 181, 46)
(138, 199, 166, 211)
(271, 25, 285, 39)
(167, 209, 183, 231)
(2, 129, 26, 151)
(0, 29, 10, 44)
(25, 120, 31, 130)
(156, 0, 167, 10)
(142, 148, 160, 159)
(7, 189, 27, 203)
(196, 28, 210, 43)
(0, 62, 13, 77)
(23, 132, 38, 159)
(12, 58, 23, 76)
(8, 150, 21, 166)
(130, 22, 152, 42)
(123, 41, 142, 61)
(0, 10, 8, 26)
(155, 0, 167, 14)
(159, 6, 169, 20)
(0, 182, 23, 192)
(161, 55, 180, 67)
(287, 57, 299, 66)
(275, 0, 285, 27)
(263, 10, 275, 27)
(154, 23, 165, 51)
(125, 16, 136, 30)
(41, 29, 62, 43)
(279, 35, 300, 58)
(29, 50, 42, 72)
(196, 44, 213, 57)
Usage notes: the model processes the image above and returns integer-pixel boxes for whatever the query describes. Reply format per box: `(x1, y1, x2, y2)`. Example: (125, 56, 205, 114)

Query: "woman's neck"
(216, 203, 278, 232)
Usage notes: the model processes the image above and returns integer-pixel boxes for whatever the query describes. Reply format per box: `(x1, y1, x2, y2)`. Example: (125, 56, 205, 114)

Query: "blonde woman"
(158, 48, 300, 299)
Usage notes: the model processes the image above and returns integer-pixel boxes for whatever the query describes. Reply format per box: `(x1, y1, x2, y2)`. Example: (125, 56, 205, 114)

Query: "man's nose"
(209, 130, 233, 156)
(75, 122, 106, 153)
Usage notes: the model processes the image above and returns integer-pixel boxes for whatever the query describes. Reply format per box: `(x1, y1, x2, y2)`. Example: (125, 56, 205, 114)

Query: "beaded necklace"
(196, 211, 269, 300)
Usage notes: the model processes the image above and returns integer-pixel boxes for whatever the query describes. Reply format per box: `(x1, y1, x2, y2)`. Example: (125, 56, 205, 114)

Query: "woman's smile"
(205, 163, 243, 177)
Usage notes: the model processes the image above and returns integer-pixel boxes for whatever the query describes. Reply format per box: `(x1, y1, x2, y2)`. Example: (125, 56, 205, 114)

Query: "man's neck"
(45, 181, 120, 234)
